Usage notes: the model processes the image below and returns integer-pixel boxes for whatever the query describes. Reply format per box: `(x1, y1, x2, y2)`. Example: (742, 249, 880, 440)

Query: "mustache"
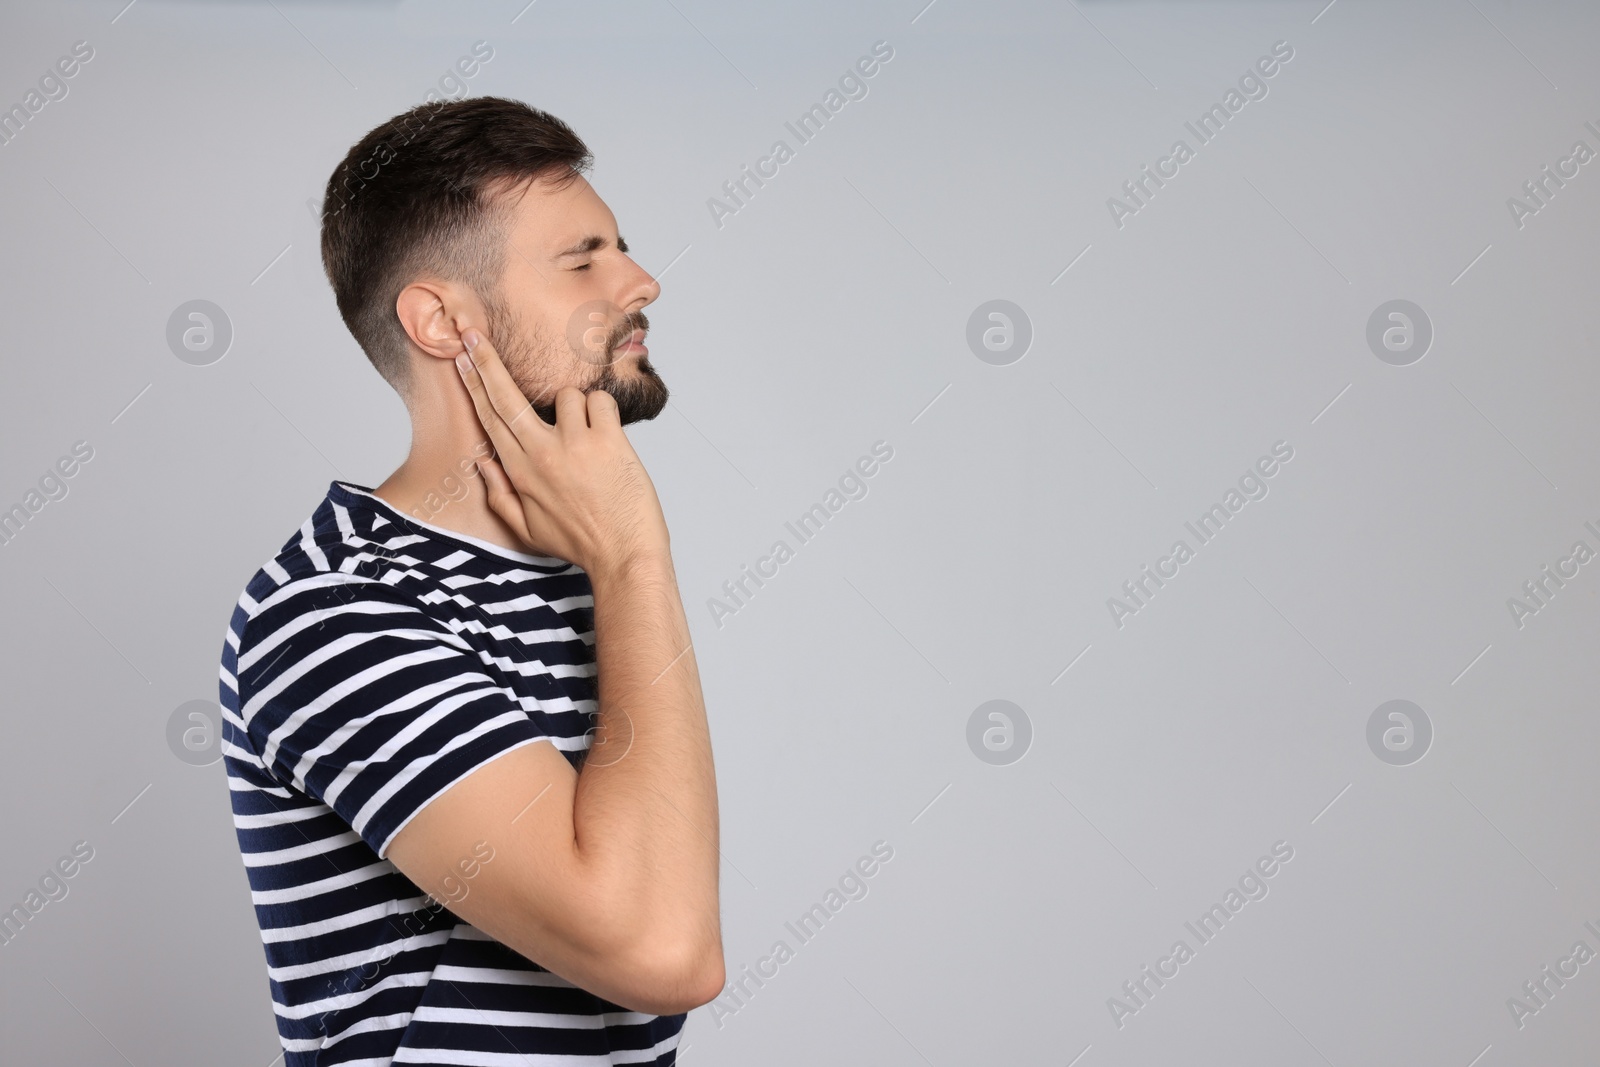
(607, 308, 650, 352)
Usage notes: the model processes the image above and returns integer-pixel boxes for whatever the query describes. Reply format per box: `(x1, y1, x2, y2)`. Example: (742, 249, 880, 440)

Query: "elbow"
(617, 932, 726, 1015)
(498, 870, 725, 1015)
(678, 937, 728, 1011)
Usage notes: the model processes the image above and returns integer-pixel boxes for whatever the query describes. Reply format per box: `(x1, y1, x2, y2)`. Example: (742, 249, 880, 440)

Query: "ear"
(396, 278, 483, 362)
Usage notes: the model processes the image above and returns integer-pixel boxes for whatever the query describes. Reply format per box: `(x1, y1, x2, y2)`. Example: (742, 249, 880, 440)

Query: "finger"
(585, 388, 621, 431)
(461, 329, 552, 449)
(553, 385, 589, 434)
(454, 349, 528, 473)
(475, 455, 537, 549)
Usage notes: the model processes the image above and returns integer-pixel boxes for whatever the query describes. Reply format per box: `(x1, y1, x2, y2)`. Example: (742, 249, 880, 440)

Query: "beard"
(483, 293, 669, 426)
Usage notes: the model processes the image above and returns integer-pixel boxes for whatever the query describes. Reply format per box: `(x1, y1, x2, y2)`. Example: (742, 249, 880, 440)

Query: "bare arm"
(385, 329, 722, 1015)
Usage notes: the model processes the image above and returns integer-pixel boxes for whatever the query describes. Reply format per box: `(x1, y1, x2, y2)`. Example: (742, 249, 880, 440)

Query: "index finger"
(458, 328, 552, 452)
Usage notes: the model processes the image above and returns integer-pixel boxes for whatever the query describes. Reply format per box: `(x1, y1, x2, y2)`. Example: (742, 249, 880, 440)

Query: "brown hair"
(319, 96, 592, 398)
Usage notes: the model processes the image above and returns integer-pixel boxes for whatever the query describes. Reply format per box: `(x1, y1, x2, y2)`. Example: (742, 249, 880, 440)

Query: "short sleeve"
(236, 572, 555, 857)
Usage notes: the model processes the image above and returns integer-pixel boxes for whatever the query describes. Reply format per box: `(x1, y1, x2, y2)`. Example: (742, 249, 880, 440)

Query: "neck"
(371, 361, 529, 558)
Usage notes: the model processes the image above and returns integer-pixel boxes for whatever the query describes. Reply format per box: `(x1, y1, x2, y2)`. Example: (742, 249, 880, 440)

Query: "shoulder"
(225, 494, 462, 683)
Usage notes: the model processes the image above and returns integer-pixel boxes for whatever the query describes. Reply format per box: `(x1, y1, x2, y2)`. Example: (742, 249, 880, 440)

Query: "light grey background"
(2, 0, 1597, 1063)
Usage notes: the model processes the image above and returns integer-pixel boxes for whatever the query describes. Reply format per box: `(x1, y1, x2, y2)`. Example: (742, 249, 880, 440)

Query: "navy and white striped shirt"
(218, 480, 684, 1065)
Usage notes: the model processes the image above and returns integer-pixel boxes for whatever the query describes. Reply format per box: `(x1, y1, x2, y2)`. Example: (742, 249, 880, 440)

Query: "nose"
(620, 255, 661, 316)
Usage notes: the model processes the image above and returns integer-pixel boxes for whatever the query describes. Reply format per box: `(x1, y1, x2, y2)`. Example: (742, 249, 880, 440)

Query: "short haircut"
(319, 96, 592, 398)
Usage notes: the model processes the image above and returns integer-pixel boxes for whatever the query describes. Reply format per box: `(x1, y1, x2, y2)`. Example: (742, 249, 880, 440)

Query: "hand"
(454, 328, 670, 576)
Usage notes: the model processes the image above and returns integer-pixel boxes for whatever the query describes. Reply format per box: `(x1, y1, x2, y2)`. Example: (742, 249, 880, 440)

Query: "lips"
(613, 328, 647, 356)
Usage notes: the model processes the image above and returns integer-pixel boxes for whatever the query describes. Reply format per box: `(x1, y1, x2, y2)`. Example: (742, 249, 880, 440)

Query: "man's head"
(320, 96, 666, 424)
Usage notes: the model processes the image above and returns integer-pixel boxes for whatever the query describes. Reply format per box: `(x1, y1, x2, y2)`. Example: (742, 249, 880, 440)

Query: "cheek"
(513, 340, 604, 409)
(502, 322, 561, 380)
(583, 364, 616, 395)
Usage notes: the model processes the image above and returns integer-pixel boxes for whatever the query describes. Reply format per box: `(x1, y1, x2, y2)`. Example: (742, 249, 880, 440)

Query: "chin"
(527, 375, 667, 427)
(604, 354, 669, 424)
(614, 382, 669, 424)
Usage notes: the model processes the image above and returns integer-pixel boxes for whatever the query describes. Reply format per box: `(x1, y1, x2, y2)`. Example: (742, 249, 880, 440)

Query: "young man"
(218, 96, 723, 1066)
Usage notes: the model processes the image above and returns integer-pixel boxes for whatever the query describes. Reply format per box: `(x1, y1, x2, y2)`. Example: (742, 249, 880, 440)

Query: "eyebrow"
(555, 234, 629, 258)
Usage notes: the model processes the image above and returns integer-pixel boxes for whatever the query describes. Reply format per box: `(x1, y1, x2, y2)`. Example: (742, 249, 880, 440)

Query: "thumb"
(476, 455, 535, 547)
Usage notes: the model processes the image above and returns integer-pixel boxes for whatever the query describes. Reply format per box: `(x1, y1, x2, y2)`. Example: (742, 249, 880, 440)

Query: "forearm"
(571, 549, 721, 962)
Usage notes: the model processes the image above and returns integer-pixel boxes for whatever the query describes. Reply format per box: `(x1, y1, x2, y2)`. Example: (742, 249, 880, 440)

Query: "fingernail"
(455, 354, 471, 374)
(463, 330, 479, 352)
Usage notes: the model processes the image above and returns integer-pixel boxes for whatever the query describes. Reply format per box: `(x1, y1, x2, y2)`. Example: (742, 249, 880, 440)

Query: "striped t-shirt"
(218, 480, 685, 1066)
